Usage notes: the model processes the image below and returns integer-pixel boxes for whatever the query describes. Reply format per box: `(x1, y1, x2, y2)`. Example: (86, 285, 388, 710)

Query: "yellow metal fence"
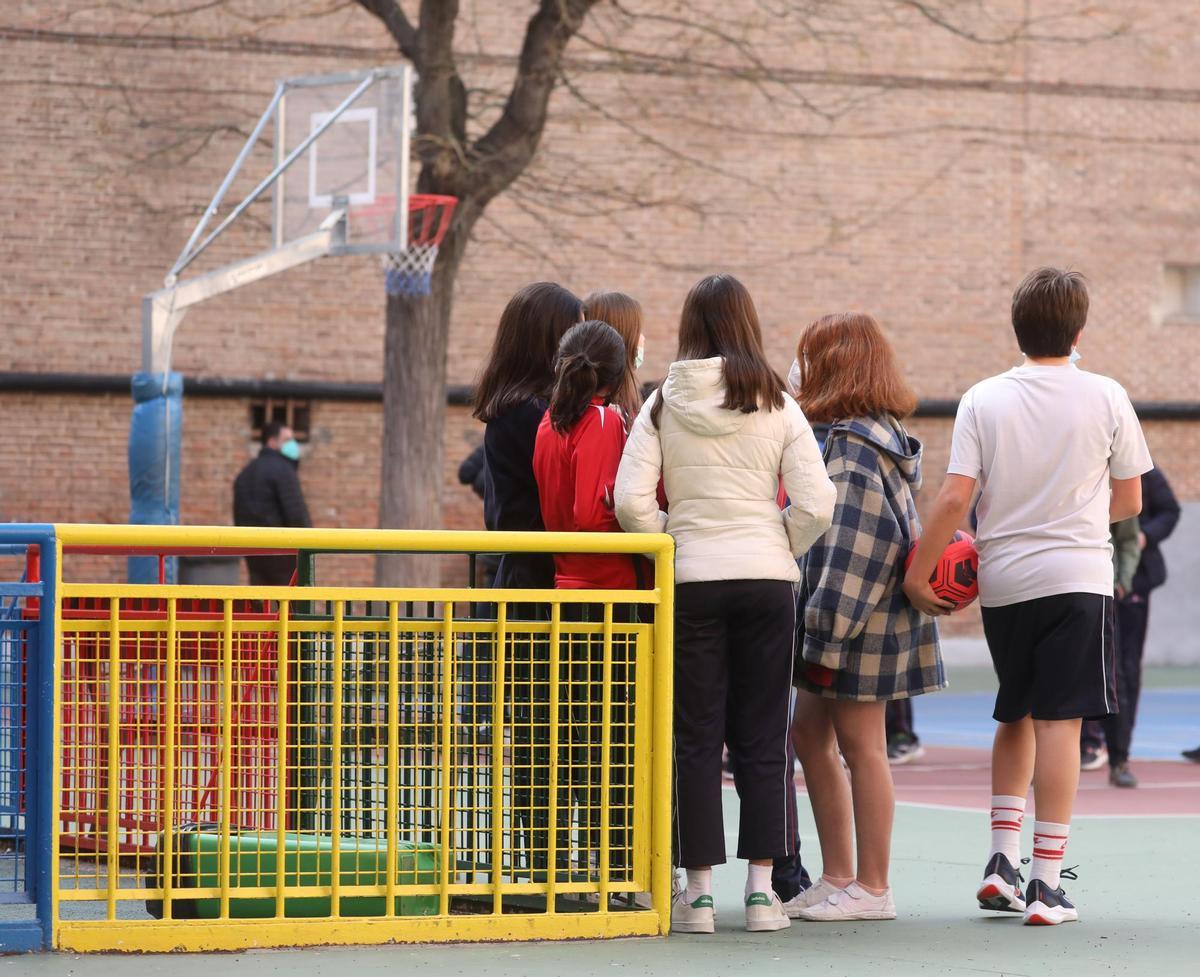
(49, 526, 674, 951)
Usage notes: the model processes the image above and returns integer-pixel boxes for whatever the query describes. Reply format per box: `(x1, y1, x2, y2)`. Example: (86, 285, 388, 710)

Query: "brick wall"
(2, 2, 1198, 594)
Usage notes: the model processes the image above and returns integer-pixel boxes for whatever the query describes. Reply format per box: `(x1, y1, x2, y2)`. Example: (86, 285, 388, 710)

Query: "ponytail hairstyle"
(548, 320, 627, 434)
(583, 290, 644, 420)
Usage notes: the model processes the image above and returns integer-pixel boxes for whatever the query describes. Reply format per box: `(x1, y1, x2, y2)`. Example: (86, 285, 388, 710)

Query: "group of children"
(470, 267, 1152, 933)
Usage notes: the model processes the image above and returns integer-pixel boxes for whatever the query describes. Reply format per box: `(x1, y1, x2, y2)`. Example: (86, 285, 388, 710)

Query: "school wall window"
(1160, 264, 1200, 320)
(249, 398, 312, 442)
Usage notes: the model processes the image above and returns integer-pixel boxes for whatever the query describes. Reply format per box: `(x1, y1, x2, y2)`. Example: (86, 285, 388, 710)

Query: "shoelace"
(1020, 858, 1078, 888)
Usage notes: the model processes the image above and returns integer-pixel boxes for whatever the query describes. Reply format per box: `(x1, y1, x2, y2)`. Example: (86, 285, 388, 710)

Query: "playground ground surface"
(13, 666, 1200, 976)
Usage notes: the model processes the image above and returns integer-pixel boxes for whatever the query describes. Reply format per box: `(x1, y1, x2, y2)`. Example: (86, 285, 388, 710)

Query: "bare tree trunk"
(375, 213, 472, 586)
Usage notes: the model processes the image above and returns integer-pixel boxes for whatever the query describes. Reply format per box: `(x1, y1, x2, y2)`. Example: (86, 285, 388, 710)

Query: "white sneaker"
(795, 881, 896, 921)
(671, 890, 715, 934)
(781, 877, 846, 918)
(745, 891, 791, 932)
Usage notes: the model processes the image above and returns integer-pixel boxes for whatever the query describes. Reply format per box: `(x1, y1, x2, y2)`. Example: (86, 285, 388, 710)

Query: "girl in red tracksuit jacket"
(533, 318, 641, 888)
(533, 318, 644, 591)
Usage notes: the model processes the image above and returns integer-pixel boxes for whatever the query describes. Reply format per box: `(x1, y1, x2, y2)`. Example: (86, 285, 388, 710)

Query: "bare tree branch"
(412, 0, 466, 184)
(355, 0, 417, 60)
(464, 0, 601, 204)
(893, 0, 1130, 45)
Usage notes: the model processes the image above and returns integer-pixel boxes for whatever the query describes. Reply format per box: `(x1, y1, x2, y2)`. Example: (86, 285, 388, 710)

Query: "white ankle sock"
(684, 868, 712, 903)
(988, 794, 1026, 865)
(745, 862, 772, 897)
(1031, 820, 1070, 889)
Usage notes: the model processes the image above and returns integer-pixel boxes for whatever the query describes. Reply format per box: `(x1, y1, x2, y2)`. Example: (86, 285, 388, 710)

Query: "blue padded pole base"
(128, 372, 183, 583)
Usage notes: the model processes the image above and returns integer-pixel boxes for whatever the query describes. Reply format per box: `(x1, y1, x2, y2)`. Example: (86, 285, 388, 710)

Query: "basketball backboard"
(274, 68, 411, 254)
(146, 65, 413, 373)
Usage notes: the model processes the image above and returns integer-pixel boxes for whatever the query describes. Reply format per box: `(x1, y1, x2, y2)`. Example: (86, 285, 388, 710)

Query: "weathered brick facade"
(2, 2, 1198, 591)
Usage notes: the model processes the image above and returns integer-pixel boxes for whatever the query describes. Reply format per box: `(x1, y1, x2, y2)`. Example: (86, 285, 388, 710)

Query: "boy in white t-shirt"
(903, 268, 1152, 926)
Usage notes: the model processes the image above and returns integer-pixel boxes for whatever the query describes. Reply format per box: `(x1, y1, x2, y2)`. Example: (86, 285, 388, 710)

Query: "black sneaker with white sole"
(976, 852, 1025, 913)
(1023, 876, 1079, 925)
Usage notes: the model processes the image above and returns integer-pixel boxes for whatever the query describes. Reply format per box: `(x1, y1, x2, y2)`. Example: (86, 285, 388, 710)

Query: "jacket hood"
(830, 414, 923, 485)
(661, 357, 751, 437)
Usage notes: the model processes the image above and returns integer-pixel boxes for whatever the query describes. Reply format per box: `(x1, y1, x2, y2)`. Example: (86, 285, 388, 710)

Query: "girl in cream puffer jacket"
(615, 356, 834, 580)
(613, 274, 834, 936)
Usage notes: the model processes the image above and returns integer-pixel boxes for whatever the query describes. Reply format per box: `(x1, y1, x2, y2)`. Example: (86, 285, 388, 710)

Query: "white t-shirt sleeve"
(1109, 386, 1153, 480)
(946, 388, 982, 478)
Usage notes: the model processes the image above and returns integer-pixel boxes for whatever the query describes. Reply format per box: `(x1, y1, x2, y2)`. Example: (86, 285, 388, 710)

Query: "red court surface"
(789, 745, 1200, 817)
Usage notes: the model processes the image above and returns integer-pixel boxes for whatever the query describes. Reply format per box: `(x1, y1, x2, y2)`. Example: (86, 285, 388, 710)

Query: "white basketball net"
(383, 243, 439, 297)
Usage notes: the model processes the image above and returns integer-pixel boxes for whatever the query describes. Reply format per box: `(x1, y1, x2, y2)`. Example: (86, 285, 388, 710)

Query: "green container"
(147, 823, 439, 919)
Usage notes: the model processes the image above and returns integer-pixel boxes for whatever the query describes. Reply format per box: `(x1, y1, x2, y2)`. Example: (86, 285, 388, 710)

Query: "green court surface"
(16, 794, 1199, 977)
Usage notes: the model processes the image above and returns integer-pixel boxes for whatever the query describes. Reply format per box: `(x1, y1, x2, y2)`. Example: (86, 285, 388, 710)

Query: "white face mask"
(1069, 346, 1082, 363)
(634, 341, 645, 370)
(787, 357, 803, 395)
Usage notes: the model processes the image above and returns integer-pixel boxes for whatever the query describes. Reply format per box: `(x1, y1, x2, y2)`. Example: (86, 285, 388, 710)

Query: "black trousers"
(1098, 593, 1150, 766)
(886, 698, 916, 740)
(674, 579, 796, 867)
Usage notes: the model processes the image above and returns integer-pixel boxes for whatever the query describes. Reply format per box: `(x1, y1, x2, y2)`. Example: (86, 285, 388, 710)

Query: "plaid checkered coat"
(796, 414, 945, 701)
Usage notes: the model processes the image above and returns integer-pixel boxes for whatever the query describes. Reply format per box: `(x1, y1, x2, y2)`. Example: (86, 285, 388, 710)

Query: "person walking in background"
(787, 313, 944, 923)
(615, 273, 835, 934)
(1107, 467, 1180, 784)
(232, 420, 311, 585)
(1079, 517, 1141, 774)
(905, 268, 1151, 926)
(583, 290, 646, 423)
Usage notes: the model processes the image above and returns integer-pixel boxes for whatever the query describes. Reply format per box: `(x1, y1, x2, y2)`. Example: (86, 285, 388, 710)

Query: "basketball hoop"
(350, 193, 458, 297)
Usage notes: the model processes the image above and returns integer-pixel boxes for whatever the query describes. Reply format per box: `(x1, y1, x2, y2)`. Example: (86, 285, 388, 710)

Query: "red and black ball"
(906, 530, 979, 610)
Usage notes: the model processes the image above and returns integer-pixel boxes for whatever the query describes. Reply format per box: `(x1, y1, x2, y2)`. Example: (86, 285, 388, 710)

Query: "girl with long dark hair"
(472, 282, 583, 882)
(473, 282, 584, 588)
(615, 274, 836, 933)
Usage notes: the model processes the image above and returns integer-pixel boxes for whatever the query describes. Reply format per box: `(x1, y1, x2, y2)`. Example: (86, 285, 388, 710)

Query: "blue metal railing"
(0, 613, 29, 902)
(0, 531, 55, 953)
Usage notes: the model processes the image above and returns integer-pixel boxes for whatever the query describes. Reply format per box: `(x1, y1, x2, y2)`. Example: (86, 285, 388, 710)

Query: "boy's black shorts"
(981, 593, 1117, 723)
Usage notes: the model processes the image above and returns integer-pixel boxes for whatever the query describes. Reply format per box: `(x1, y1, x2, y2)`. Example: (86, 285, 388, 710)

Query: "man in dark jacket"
(1102, 466, 1181, 787)
(233, 421, 312, 585)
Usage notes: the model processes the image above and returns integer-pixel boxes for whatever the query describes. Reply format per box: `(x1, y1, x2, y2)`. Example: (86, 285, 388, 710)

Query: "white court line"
(890, 800, 1200, 820)
(720, 783, 1200, 819)
(879, 781, 1200, 792)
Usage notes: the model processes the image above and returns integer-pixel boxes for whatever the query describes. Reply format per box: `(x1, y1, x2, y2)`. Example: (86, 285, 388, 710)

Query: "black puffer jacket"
(483, 397, 555, 589)
(233, 447, 312, 529)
